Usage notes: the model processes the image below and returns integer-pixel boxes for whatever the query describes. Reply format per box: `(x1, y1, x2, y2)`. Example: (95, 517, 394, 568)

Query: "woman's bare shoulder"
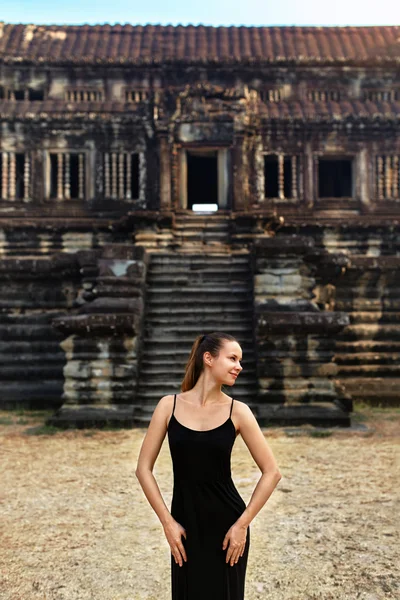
(232, 399, 253, 413)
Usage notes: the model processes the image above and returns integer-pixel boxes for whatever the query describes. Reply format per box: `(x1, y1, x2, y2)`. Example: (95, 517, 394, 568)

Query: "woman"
(135, 331, 282, 600)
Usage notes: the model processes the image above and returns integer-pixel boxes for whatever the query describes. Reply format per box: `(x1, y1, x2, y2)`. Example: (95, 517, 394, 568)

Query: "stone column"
(304, 143, 314, 208)
(253, 235, 352, 426)
(48, 244, 150, 428)
(358, 148, 371, 212)
(232, 134, 245, 211)
(159, 134, 172, 210)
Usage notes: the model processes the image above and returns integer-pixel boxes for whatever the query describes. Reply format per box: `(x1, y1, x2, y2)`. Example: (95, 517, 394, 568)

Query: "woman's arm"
(234, 401, 282, 529)
(135, 396, 188, 566)
(135, 395, 174, 526)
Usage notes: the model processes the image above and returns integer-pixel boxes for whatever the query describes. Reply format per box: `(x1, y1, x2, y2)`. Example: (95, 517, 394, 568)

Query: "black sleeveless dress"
(167, 394, 250, 600)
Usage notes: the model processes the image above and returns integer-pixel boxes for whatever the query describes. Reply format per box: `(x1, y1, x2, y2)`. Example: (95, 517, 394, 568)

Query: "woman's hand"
(163, 518, 187, 567)
(222, 522, 248, 566)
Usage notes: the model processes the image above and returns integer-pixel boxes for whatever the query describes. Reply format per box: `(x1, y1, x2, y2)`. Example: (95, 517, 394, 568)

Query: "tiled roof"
(258, 99, 400, 121)
(1, 99, 399, 122)
(0, 100, 132, 118)
(0, 23, 399, 65)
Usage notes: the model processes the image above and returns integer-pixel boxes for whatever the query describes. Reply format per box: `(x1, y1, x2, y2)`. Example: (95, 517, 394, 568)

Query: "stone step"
(145, 296, 252, 307)
(146, 276, 252, 287)
(0, 365, 64, 378)
(335, 352, 400, 364)
(348, 312, 400, 324)
(0, 353, 65, 365)
(147, 265, 252, 281)
(258, 389, 340, 402)
(145, 286, 252, 297)
(141, 334, 255, 345)
(173, 231, 230, 241)
(146, 306, 254, 316)
(336, 288, 400, 299)
(149, 255, 250, 265)
(338, 324, 400, 340)
(143, 316, 253, 328)
(336, 299, 400, 311)
(338, 378, 400, 405)
(336, 340, 400, 351)
(259, 376, 336, 390)
(337, 364, 400, 375)
(256, 403, 351, 427)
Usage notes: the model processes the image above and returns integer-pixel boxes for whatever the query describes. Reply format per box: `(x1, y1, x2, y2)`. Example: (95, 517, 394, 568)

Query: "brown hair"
(181, 331, 240, 392)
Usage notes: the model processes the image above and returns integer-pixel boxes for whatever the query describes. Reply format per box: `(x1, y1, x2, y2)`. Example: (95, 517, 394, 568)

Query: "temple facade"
(0, 23, 399, 427)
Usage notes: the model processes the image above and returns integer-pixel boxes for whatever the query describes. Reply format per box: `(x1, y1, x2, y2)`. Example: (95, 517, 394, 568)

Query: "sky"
(3, 0, 400, 27)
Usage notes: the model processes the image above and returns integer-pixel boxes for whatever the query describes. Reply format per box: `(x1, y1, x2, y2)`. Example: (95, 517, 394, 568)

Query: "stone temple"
(0, 22, 399, 428)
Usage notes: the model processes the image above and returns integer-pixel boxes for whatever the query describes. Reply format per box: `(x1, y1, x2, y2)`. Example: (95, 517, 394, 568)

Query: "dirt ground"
(0, 404, 399, 600)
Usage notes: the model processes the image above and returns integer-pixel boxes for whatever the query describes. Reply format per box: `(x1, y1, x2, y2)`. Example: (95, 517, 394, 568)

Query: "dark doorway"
(187, 151, 218, 209)
(318, 158, 353, 197)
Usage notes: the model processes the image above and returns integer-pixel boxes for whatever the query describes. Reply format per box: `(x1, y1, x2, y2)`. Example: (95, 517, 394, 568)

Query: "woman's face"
(206, 340, 243, 385)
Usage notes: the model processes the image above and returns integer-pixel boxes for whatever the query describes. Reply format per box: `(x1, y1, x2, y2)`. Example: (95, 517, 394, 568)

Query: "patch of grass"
(0, 416, 14, 425)
(24, 425, 61, 436)
(351, 411, 369, 422)
(308, 429, 333, 438)
(1, 408, 55, 418)
(16, 418, 30, 425)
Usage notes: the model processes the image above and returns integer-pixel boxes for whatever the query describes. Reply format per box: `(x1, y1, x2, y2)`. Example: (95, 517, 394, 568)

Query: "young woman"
(135, 331, 282, 600)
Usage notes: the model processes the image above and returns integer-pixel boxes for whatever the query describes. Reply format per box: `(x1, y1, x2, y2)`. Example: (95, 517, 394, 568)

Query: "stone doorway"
(180, 148, 229, 211)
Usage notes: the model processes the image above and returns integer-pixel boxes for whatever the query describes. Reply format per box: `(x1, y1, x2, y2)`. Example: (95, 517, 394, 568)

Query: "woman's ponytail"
(181, 332, 237, 392)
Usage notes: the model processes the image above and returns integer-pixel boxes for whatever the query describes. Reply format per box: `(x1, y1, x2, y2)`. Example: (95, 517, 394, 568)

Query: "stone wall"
(0, 253, 81, 408)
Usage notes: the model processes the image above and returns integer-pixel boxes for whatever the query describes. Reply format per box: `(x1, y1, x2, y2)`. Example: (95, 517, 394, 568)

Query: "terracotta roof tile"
(258, 99, 400, 121)
(0, 98, 399, 122)
(0, 23, 399, 65)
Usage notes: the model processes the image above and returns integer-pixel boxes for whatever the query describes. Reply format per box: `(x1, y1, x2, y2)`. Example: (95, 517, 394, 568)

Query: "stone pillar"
(47, 244, 150, 428)
(358, 148, 371, 211)
(159, 134, 172, 210)
(232, 134, 245, 211)
(253, 235, 352, 426)
(304, 143, 314, 208)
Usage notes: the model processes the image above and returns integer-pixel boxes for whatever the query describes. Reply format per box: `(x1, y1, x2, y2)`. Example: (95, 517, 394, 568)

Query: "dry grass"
(0, 404, 399, 600)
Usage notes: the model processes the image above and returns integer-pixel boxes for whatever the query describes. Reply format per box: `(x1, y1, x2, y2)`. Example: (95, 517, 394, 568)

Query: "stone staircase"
(172, 211, 232, 248)
(134, 252, 259, 420)
(334, 256, 400, 406)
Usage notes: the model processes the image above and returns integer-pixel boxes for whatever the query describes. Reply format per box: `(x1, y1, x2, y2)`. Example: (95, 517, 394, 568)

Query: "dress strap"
(172, 393, 177, 416)
(229, 397, 234, 418)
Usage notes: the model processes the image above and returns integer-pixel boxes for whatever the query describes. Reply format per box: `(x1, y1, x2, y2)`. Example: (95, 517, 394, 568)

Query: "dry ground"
(0, 404, 399, 600)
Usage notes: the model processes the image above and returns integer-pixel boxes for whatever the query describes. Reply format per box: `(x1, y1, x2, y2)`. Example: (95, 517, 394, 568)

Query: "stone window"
(264, 154, 301, 200)
(124, 90, 149, 102)
(259, 89, 281, 102)
(49, 152, 86, 200)
(65, 89, 103, 102)
(375, 155, 400, 200)
(0, 152, 31, 201)
(28, 89, 45, 101)
(307, 90, 342, 102)
(103, 152, 139, 200)
(5, 89, 44, 100)
(318, 158, 353, 198)
(363, 90, 399, 102)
